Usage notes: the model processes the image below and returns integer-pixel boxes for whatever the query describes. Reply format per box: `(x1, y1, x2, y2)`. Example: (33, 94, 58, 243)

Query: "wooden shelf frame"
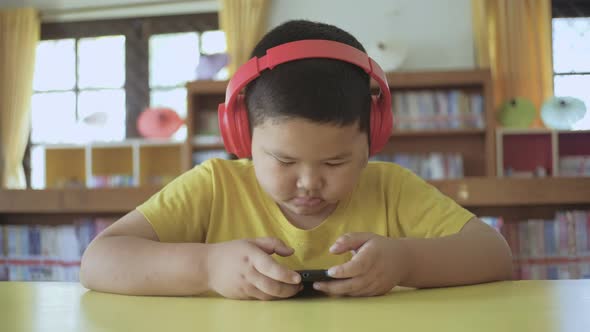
(0, 187, 160, 214)
(2, 178, 589, 216)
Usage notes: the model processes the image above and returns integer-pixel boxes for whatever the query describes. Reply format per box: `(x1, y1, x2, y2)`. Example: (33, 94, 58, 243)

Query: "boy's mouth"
(291, 196, 324, 207)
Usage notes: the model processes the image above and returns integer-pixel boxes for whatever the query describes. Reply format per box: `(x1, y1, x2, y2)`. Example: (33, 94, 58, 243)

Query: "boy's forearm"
(80, 236, 210, 296)
(398, 219, 513, 288)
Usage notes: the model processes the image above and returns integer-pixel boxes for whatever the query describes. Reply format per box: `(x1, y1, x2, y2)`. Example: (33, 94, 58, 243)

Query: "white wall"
(1, 0, 475, 69)
(268, 0, 475, 70)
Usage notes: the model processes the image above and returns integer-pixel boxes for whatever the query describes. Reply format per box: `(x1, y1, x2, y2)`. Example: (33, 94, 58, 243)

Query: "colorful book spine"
(0, 226, 6, 281)
(391, 90, 485, 130)
(89, 175, 136, 188)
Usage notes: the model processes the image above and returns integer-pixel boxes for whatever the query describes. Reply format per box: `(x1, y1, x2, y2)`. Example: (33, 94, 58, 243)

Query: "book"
(559, 155, 590, 177)
(89, 174, 136, 188)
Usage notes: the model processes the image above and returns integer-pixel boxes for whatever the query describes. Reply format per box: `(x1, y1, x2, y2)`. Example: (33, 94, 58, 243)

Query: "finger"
(327, 249, 373, 279)
(313, 278, 366, 296)
(248, 268, 301, 298)
(250, 237, 294, 257)
(330, 233, 374, 254)
(348, 279, 379, 297)
(252, 252, 301, 284)
(244, 284, 276, 301)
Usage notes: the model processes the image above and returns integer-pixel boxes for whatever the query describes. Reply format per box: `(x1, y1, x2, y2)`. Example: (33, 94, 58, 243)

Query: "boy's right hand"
(206, 237, 302, 300)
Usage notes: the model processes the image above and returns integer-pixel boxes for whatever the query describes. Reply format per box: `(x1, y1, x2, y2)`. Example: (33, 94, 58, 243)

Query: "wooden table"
(1, 280, 589, 332)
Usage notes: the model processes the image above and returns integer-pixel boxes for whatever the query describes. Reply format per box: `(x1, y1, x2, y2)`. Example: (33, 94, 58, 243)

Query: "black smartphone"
(297, 269, 334, 282)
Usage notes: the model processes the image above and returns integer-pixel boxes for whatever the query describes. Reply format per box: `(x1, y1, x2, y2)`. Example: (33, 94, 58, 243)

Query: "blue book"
(0, 225, 4, 258)
(0, 226, 5, 281)
(30, 225, 41, 256)
(574, 211, 587, 256)
(544, 219, 555, 257)
(20, 226, 29, 257)
(547, 266, 559, 280)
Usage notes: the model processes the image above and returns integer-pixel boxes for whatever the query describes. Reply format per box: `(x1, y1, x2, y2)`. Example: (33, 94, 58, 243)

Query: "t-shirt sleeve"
(395, 169, 475, 238)
(136, 161, 214, 243)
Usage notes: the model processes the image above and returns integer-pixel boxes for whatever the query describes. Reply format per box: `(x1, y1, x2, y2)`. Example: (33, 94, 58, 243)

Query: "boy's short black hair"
(245, 20, 371, 134)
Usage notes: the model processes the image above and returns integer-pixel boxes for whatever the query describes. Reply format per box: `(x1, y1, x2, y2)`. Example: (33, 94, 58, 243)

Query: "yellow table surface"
(1, 280, 590, 332)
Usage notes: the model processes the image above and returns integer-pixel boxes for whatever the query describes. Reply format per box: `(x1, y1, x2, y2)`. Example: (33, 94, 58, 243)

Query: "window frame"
(551, 0, 590, 130)
(39, 13, 218, 138)
(23, 13, 218, 188)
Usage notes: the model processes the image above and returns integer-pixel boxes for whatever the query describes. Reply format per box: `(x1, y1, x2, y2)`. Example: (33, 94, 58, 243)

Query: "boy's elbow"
(499, 243, 514, 280)
(79, 267, 91, 289)
(79, 241, 99, 289)
(79, 252, 92, 289)
(492, 230, 514, 281)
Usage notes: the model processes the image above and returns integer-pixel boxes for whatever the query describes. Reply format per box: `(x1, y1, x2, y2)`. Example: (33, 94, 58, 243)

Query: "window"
(552, 17, 590, 130)
(32, 36, 126, 143)
(27, 14, 219, 188)
(148, 30, 227, 140)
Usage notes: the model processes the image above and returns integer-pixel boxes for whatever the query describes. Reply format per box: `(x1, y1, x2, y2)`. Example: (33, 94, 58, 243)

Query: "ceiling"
(0, 0, 217, 21)
(0, 0, 190, 10)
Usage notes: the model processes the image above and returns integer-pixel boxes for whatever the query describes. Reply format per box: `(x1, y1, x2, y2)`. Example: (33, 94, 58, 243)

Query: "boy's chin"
(285, 201, 336, 217)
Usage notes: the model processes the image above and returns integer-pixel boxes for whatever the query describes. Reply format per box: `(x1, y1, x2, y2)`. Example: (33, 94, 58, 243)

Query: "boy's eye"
(275, 157, 295, 165)
(325, 161, 346, 167)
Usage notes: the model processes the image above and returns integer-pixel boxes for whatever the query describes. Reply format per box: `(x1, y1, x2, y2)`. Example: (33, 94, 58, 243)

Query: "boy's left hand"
(313, 233, 410, 297)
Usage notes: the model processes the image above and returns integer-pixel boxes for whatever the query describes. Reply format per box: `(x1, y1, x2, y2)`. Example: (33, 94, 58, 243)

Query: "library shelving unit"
(185, 69, 497, 176)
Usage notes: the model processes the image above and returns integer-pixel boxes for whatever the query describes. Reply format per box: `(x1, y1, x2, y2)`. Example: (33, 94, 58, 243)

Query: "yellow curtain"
(472, 0, 553, 126)
(219, 0, 271, 76)
(0, 8, 40, 189)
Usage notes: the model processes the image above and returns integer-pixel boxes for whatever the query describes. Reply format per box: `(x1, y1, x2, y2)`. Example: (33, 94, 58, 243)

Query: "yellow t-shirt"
(137, 159, 474, 270)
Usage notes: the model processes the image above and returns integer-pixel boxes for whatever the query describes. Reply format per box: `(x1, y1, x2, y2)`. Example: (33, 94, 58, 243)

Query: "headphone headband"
(223, 39, 391, 116)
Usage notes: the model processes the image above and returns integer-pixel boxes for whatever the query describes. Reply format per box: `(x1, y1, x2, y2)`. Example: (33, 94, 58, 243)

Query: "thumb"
(330, 232, 375, 254)
(249, 237, 294, 257)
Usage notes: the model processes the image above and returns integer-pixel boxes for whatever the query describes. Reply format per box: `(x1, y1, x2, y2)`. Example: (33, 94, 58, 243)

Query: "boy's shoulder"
(190, 158, 254, 180)
(195, 158, 253, 172)
(357, 161, 413, 191)
(364, 161, 412, 179)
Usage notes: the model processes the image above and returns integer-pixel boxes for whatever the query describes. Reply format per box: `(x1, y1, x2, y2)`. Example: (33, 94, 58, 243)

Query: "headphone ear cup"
(218, 102, 234, 155)
(369, 95, 392, 156)
(218, 95, 252, 158)
(233, 95, 252, 158)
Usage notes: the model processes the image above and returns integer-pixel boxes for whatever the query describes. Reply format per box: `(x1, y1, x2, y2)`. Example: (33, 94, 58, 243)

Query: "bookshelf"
(186, 69, 496, 177)
(37, 69, 496, 184)
(2, 178, 590, 281)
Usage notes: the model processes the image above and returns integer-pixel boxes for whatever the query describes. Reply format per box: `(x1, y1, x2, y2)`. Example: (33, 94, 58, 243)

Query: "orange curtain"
(0, 8, 40, 188)
(472, 0, 554, 126)
(219, 0, 271, 76)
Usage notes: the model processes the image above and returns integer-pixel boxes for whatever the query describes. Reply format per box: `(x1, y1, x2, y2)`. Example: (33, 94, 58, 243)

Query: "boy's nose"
(296, 170, 323, 192)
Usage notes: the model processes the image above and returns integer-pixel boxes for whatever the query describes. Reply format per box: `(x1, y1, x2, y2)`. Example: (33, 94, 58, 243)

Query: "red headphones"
(218, 39, 393, 158)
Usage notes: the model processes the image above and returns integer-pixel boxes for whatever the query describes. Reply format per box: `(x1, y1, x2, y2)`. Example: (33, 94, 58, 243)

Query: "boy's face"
(251, 117, 369, 219)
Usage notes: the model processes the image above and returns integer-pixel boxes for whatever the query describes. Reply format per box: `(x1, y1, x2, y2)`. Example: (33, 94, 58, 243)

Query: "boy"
(80, 20, 512, 300)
